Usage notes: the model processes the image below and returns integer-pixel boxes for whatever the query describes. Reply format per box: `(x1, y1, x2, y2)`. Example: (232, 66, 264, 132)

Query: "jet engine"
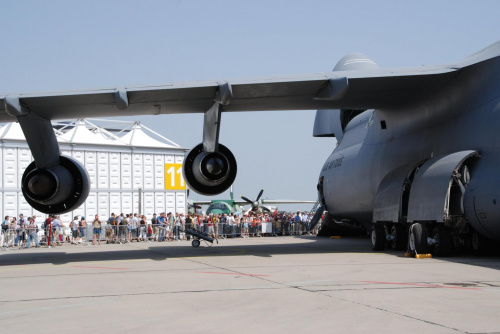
(183, 143, 237, 196)
(21, 155, 90, 214)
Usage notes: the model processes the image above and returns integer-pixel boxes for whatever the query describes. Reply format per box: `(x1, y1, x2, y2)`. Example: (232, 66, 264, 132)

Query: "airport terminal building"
(0, 119, 188, 222)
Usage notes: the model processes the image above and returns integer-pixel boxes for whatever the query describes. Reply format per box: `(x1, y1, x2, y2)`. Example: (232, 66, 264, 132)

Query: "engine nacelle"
(21, 155, 90, 214)
(183, 143, 237, 196)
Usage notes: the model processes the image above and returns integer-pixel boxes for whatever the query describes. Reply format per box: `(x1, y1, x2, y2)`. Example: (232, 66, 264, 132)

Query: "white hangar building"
(0, 119, 188, 222)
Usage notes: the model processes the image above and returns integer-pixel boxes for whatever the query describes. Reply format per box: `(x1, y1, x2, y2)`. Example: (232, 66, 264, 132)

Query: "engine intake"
(21, 155, 90, 214)
(183, 143, 237, 195)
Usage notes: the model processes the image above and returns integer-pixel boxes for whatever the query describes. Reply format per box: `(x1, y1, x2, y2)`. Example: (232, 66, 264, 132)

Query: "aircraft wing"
(0, 64, 465, 123)
(232, 199, 316, 206)
(261, 200, 316, 204)
(3, 41, 499, 123)
(190, 200, 214, 206)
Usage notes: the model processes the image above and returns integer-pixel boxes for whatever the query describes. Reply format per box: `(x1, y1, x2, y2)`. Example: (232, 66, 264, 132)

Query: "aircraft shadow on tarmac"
(1, 236, 500, 271)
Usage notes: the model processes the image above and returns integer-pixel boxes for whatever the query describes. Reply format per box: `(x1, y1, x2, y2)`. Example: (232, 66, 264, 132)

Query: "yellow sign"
(164, 163, 186, 190)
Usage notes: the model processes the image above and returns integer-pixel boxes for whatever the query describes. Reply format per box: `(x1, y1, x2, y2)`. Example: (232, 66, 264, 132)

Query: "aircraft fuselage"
(320, 55, 500, 241)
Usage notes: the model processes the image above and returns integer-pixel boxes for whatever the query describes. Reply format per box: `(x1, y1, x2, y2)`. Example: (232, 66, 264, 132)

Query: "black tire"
(371, 225, 386, 251)
(432, 225, 453, 257)
(409, 223, 428, 255)
(192, 239, 200, 248)
(470, 231, 493, 256)
(390, 224, 408, 250)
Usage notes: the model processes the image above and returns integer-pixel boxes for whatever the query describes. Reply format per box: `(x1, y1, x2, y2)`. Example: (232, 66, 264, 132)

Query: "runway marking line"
(198, 271, 270, 277)
(362, 281, 481, 290)
(71, 266, 129, 270)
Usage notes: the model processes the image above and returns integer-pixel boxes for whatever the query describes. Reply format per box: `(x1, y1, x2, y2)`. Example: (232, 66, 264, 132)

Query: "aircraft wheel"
(192, 239, 200, 248)
(371, 225, 386, 251)
(390, 224, 408, 250)
(470, 231, 493, 255)
(431, 225, 453, 257)
(409, 223, 428, 255)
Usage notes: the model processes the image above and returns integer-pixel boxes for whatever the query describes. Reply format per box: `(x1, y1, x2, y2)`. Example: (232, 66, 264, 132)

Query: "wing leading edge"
(1, 41, 499, 123)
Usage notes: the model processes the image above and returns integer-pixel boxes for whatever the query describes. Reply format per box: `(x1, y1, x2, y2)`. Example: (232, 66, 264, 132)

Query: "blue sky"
(1, 0, 499, 210)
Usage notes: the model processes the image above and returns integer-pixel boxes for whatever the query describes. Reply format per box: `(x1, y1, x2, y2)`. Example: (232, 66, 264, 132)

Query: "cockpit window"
(208, 203, 227, 210)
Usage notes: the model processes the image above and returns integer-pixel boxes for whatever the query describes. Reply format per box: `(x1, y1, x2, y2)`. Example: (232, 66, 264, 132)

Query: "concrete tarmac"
(1, 236, 500, 333)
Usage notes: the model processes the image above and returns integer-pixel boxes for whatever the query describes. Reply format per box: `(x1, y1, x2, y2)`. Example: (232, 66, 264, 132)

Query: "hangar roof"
(0, 119, 184, 149)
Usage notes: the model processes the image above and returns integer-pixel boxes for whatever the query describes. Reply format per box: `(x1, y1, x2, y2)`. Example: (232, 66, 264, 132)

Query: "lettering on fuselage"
(323, 156, 344, 171)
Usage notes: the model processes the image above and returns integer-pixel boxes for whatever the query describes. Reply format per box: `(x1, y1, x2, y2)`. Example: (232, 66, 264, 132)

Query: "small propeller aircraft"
(188, 188, 314, 215)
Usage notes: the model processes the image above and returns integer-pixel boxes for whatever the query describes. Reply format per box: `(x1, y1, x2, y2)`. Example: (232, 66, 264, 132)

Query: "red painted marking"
(72, 266, 128, 270)
(362, 281, 481, 290)
(198, 271, 270, 277)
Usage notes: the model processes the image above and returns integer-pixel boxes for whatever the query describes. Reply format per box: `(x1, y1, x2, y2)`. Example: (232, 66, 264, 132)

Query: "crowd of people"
(0, 211, 321, 249)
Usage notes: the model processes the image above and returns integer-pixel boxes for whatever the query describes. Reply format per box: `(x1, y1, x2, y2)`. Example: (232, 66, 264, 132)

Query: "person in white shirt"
(51, 216, 63, 246)
(131, 213, 139, 240)
(301, 212, 309, 235)
(227, 214, 235, 238)
(71, 216, 79, 244)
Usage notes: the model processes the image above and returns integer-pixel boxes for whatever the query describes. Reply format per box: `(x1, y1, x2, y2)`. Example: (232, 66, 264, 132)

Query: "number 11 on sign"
(165, 163, 186, 190)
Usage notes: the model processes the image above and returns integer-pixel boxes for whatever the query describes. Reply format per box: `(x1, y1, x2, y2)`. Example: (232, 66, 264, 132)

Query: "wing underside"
(0, 64, 463, 123)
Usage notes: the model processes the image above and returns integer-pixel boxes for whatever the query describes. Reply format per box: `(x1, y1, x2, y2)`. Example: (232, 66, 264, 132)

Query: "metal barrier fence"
(1, 227, 42, 249)
(1, 220, 320, 249)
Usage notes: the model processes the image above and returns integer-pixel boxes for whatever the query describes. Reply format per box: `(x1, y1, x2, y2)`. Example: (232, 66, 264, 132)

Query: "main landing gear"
(371, 222, 455, 256)
(370, 223, 408, 251)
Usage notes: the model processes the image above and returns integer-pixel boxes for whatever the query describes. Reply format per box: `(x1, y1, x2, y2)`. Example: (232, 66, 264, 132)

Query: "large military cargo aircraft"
(1, 41, 499, 256)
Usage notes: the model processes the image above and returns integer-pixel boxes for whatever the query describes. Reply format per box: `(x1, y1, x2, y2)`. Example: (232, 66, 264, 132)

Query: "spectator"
(157, 213, 165, 241)
(212, 214, 219, 238)
(106, 213, 116, 244)
(167, 212, 175, 240)
(92, 215, 102, 245)
(234, 214, 241, 237)
(1, 216, 9, 248)
(131, 213, 139, 240)
(119, 214, 127, 243)
(151, 213, 158, 241)
(139, 215, 148, 242)
(43, 215, 53, 244)
(52, 216, 63, 246)
(185, 214, 192, 241)
(207, 214, 215, 238)
(18, 217, 27, 249)
(26, 217, 40, 248)
(174, 213, 183, 241)
(227, 213, 235, 238)
(71, 216, 79, 244)
(79, 216, 87, 244)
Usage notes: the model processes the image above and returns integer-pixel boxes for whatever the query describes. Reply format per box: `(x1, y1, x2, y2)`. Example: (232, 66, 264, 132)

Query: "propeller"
(241, 189, 271, 212)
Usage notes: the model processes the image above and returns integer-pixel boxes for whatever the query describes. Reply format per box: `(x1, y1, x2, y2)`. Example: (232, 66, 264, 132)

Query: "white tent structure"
(0, 119, 188, 222)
